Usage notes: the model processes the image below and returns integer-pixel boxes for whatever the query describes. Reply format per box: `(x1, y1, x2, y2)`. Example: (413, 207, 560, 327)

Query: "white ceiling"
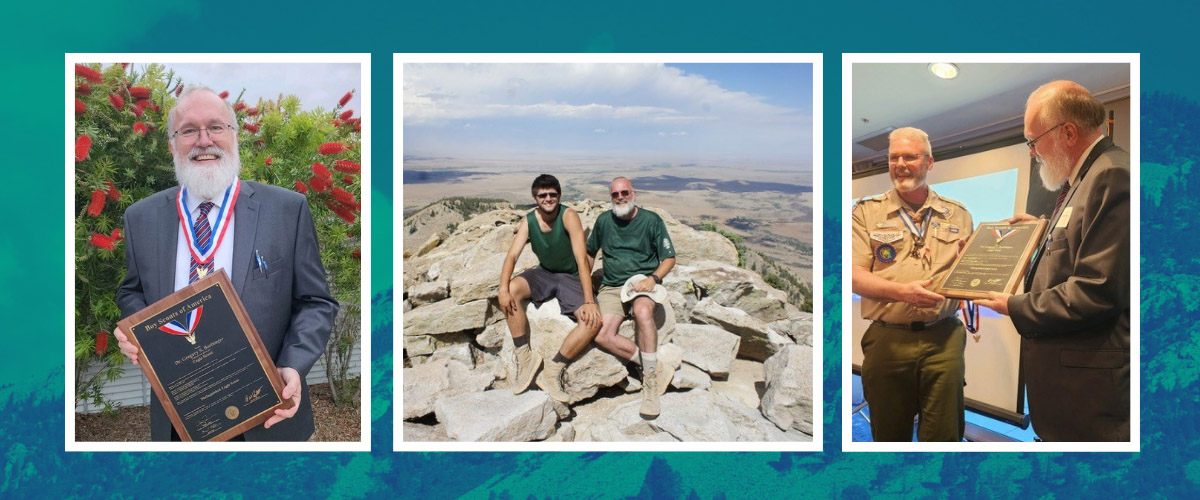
(851, 62, 1130, 162)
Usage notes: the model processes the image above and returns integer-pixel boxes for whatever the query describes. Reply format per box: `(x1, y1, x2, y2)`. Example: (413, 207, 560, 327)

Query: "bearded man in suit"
(114, 86, 338, 441)
(976, 80, 1130, 442)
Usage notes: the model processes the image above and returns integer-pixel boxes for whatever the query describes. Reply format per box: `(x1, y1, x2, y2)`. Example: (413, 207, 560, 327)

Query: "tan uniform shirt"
(852, 189, 973, 323)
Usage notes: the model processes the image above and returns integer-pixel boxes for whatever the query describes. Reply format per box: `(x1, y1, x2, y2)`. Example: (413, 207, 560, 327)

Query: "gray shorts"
(517, 267, 585, 317)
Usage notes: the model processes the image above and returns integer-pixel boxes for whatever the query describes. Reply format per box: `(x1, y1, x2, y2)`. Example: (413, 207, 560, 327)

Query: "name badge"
(870, 230, 904, 244)
(1055, 207, 1072, 228)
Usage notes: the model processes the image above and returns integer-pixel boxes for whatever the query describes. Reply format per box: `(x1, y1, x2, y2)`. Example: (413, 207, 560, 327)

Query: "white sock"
(641, 351, 657, 371)
(629, 348, 642, 366)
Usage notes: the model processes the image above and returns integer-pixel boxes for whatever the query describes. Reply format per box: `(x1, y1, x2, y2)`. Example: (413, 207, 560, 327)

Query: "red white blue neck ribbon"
(991, 227, 1018, 244)
(177, 179, 239, 265)
(961, 300, 979, 333)
(159, 306, 203, 337)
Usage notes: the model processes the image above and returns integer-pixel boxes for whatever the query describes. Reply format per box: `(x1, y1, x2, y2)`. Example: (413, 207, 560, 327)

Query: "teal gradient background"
(6, 0, 1200, 497)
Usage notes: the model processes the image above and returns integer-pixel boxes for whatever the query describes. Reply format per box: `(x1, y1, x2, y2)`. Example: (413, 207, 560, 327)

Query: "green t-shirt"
(526, 205, 577, 275)
(586, 208, 676, 287)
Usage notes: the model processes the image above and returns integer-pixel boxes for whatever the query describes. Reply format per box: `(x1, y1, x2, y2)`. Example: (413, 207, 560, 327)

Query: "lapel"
(1025, 137, 1116, 289)
(157, 187, 181, 298)
(232, 181, 260, 295)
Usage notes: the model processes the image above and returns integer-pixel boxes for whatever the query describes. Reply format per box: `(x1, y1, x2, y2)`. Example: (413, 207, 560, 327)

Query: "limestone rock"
(407, 280, 449, 307)
(769, 312, 815, 346)
(691, 298, 793, 361)
(403, 358, 493, 419)
(403, 422, 451, 442)
(435, 390, 558, 442)
(711, 359, 765, 410)
(761, 344, 814, 434)
(668, 324, 741, 377)
(403, 298, 490, 336)
(403, 332, 472, 358)
(670, 363, 713, 390)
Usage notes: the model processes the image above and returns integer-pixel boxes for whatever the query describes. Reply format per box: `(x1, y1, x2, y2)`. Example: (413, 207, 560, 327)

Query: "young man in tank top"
(498, 174, 602, 402)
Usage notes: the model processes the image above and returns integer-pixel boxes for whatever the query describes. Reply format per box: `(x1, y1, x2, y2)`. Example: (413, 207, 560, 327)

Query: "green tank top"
(526, 205, 578, 275)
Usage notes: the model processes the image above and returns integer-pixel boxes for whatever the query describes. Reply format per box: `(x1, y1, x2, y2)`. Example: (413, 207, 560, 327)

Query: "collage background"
(6, 0, 1200, 497)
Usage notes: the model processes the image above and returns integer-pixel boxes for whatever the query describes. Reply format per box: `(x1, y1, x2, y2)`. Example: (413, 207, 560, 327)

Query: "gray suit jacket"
(1009, 137, 1130, 442)
(117, 180, 338, 441)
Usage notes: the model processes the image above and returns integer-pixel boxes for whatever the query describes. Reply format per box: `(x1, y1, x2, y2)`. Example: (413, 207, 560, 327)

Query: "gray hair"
(888, 127, 932, 156)
(1028, 81, 1105, 131)
(166, 85, 237, 138)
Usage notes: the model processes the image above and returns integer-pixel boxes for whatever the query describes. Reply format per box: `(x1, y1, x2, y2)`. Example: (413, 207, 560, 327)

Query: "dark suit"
(117, 180, 338, 441)
(1009, 137, 1130, 442)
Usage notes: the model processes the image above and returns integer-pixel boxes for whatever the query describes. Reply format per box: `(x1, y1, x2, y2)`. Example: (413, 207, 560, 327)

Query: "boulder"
(407, 280, 449, 307)
(403, 332, 472, 359)
(691, 298, 793, 361)
(668, 324, 741, 377)
(403, 422, 451, 442)
(769, 315, 815, 346)
(403, 358, 493, 419)
(434, 390, 558, 442)
(403, 298, 490, 336)
(670, 363, 712, 390)
(761, 344, 814, 434)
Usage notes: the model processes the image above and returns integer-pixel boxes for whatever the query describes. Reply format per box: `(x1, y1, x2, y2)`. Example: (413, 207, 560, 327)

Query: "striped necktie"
(188, 201, 215, 283)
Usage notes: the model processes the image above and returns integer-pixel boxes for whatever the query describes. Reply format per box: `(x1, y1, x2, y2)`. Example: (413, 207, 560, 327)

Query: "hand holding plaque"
(934, 220, 1048, 300)
(116, 270, 294, 441)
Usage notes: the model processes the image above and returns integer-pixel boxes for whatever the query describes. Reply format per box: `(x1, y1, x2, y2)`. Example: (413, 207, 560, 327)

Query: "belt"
(871, 316, 954, 331)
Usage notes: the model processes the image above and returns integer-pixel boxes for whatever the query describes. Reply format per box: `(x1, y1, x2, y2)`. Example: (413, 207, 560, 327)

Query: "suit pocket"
(249, 257, 285, 281)
(1060, 349, 1127, 369)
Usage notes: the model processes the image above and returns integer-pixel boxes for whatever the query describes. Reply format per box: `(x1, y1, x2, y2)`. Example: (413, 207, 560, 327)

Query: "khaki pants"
(860, 319, 966, 442)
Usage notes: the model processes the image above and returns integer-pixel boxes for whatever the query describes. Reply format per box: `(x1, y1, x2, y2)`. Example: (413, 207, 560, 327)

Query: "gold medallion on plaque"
(225, 406, 240, 420)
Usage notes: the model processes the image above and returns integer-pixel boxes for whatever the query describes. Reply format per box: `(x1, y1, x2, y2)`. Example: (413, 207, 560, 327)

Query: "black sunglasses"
(535, 192, 560, 200)
(610, 189, 632, 198)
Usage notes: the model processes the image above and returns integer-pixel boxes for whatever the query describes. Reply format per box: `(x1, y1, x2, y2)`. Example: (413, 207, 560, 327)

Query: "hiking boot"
(512, 344, 541, 395)
(536, 359, 571, 403)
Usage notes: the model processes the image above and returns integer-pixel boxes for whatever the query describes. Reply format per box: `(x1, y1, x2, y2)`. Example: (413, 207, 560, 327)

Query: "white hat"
(620, 274, 668, 303)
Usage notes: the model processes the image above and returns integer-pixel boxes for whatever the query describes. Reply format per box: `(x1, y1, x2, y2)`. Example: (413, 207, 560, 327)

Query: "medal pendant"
(972, 333, 981, 343)
(198, 267, 209, 278)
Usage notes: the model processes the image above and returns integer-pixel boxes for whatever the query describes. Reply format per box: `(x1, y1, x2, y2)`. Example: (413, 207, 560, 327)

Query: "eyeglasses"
(887, 153, 928, 165)
(535, 192, 559, 200)
(1026, 122, 1066, 150)
(173, 124, 234, 140)
(610, 189, 632, 199)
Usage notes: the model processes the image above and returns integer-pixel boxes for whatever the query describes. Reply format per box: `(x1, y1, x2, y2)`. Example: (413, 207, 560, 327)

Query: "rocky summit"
(402, 200, 814, 442)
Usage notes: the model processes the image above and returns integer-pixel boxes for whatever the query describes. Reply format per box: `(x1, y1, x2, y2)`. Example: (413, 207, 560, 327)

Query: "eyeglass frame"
(887, 153, 929, 165)
(534, 191, 560, 200)
(610, 189, 633, 199)
(1025, 121, 1066, 150)
(172, 123, 235, 140)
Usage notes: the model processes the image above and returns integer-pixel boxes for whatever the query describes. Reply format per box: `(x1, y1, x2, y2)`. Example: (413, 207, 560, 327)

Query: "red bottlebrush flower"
(111, 228, 123, 240)
(332, 187, 356, 205)
(75, 64, 103, 83)
(89, 233, 115, 250)
(254, 139, 264, 147)
(352, 249, 361, 259)
(325, 199, 357, 224)
(331, 119, 341, 127)
(96, 330, 109, 354)
(312, 162, 332, 179)
(106, 180, 121, 200)
(151, 103, 160, 113)
(343, 175, 354, 184)
(130, 106, 143, 118)
(318, 142, 349, 155)
(109, 93, 124, 110)
(243, 123, 259, 133)
(246, 107, 259, 116)
(339, 91, 353, 107)
(87, 189, 106, 216)
(75, 134, 92, 162)
(333, 159, 360, 174)
(135, 99, 150, 112)
(265, 156, 273, 165)
(354, 122, 361, 132)
(294, 180, 309, 194)
(219, 90, 229, 99)
(133, 122, 148, 136)
(339, 110, 353, 120)
(129, 87, 151, 100)
(75, 98, 86, 115)
(309, 176, 330, 193)
(175, 85, 183, 97)
(77, 83, 92, 95)
(233, 102, 246, 112)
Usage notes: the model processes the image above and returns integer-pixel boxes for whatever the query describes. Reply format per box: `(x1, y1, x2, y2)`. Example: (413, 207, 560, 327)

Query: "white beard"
(611, 199, 635, 218)
(175, 146, 241, 200)
(1036, 148, 1073, 191)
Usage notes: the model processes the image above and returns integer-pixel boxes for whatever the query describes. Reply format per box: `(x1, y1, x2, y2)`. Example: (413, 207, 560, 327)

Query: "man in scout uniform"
(114, 86, 338, 441)
(588, 177, 676, 418)
(976, 81, 1130, 441)
(497, 174, 602, 402)
(851, 127, 973, 442)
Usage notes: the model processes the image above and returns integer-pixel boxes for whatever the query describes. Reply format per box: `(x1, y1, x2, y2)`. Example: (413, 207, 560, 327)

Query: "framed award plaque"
(116, 270, 292, 441)
(935, 220, 1049, 300)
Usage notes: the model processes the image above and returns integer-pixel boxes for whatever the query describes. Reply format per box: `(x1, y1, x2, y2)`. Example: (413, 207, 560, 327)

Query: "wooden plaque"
(935, 220, 1049, 300)
(116, 270, 293, 441)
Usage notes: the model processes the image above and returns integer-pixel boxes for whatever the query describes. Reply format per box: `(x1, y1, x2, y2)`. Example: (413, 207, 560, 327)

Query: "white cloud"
(593, 128, 606, 134)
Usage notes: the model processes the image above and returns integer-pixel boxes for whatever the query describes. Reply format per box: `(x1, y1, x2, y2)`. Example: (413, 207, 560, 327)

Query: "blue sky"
(403, 63, 813, 168)
(161, 63, 362, 112)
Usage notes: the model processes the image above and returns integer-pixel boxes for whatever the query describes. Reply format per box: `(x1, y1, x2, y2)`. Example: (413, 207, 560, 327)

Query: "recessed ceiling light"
(929, 63, 959, 80)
